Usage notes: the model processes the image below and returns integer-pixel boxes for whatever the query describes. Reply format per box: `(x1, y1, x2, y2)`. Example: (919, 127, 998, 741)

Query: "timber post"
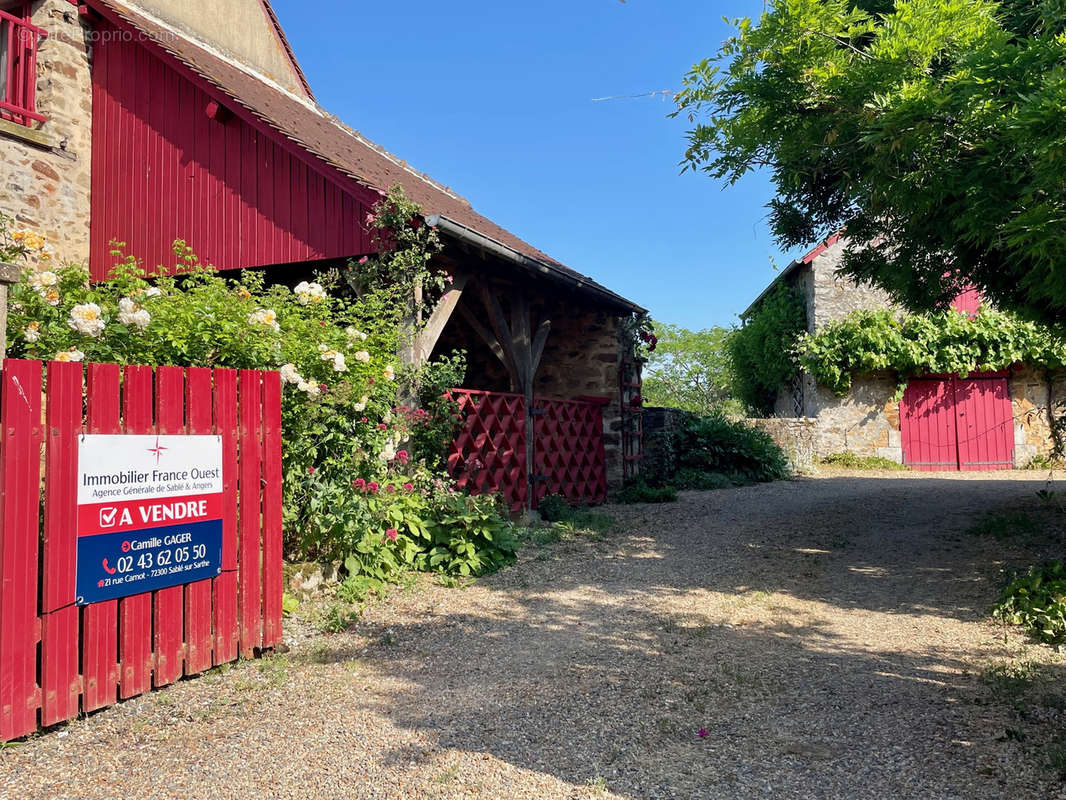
(0, 262, 19, 365)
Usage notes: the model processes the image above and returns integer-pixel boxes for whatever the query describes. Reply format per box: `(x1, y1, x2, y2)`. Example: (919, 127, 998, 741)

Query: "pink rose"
(367, 482, 379, 495)
(385, 528, 398, 542)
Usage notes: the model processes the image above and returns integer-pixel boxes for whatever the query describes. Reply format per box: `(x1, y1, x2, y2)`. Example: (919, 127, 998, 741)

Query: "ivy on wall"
(798, 308, 1066, 396)
(727, 283, 807, 415)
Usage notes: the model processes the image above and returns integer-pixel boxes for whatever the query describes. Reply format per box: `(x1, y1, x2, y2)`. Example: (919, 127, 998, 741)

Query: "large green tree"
(642, 322, 740, 415)
(675, 0, 1066, 324)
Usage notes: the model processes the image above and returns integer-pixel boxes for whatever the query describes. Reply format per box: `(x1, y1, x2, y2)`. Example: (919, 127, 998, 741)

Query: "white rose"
(353, 351, 371, 363)
(332, 353, 347, 372)
(354, 395, 369, 412)
(68, 303, 105, 337)
(383, 365, 395, 382)
(280, 363, 302, 385)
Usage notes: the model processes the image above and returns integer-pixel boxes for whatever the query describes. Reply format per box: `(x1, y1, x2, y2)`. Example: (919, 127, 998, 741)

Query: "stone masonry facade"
(0, 1, 93, 267)
(754, 235, 1064, 466)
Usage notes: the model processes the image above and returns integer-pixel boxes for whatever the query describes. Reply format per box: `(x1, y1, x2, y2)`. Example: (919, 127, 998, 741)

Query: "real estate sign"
(76, 434, 224, 605)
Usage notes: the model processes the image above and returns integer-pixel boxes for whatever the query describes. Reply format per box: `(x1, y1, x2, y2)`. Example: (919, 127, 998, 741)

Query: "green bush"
(674, 468, 735, 490)
(537, 493, 571, 522)
(672, 414, 790, 484)
(993, 562, 1066, 645)
(419, 492, 518, 576)
(619, 480, 678, 504)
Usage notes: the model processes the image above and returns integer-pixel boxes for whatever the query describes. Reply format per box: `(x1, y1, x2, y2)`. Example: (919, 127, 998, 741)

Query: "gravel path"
(3, 471, 1066, 799)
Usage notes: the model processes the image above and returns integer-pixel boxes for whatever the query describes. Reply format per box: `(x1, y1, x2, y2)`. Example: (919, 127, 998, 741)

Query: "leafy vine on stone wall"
(727, 283, 807, 415)
(798, 307, 1066, 397)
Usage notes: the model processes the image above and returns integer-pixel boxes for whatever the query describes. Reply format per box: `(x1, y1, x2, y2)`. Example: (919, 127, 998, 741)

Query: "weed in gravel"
(257, 654, 290, 688)
(821, 452, 908, 470)
(318, 602, 360, 633)
(587, 775, 608, 795)
(981, 660, 1038, 702)
(1047, 737, 1066, 778)
(432, 766, 460, 785)
(968, 511, 1039, 540)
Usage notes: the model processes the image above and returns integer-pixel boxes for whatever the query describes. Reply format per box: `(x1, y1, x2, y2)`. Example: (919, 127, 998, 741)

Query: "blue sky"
(272, 0, 796, 330)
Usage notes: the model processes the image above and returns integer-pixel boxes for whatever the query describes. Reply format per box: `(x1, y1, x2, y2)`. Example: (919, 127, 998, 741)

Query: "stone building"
(0, 0, 644, 503)
(745, 234, 1061, 470)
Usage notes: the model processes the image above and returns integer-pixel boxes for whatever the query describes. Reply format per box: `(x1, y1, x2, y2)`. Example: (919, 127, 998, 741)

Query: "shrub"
(993, 562, 1066, 645)
(419, 492, 519, 576)
(619, 480, 678, 504)
(674, 468, 735, 490)
(537, 493, 571, 522)
(672, 414, 790, 484)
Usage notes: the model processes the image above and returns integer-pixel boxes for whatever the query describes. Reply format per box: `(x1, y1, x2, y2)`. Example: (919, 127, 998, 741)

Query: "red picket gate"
(446, 389, 607, 512)
(0, 359, 283, 741)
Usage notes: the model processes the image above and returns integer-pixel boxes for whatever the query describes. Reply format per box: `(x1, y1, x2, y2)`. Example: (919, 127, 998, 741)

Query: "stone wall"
(748, 417, 819, 473)
(805, 372, 903, 461)
(0, 1, 93, 267)
(804, 236, 897, 333)
(640, 406, 695, 482)
(535, 306, 628, 492)
(1007, 364, 1066, 466)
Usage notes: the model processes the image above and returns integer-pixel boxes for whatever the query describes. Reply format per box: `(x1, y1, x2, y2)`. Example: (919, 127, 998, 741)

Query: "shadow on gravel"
(318, 475, 1066, 798)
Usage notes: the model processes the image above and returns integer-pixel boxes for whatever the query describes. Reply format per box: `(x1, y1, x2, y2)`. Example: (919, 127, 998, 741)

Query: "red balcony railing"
(0, 6, 47, 126)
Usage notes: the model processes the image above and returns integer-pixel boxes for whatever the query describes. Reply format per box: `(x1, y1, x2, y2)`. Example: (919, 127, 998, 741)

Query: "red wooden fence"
(446, 389, 607, 512)
(0, 360, 283, 741)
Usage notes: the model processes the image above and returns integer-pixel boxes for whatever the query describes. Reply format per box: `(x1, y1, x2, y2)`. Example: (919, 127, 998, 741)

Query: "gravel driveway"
(3, 471, 1066, 800)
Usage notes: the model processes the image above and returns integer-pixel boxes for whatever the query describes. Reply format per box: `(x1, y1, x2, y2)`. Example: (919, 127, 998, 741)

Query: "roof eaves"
(428, 214, 646, 315)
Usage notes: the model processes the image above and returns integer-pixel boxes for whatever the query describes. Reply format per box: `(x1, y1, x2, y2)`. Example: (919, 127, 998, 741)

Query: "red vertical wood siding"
(90, 19, 376, 281)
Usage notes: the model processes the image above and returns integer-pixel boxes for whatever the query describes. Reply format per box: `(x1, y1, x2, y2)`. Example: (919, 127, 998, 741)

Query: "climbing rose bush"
(5, 203, 516, 580)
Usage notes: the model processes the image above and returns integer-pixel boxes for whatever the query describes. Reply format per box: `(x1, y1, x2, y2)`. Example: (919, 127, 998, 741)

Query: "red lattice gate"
(446, 389, 607, 512)
(0, 359, 283, 741)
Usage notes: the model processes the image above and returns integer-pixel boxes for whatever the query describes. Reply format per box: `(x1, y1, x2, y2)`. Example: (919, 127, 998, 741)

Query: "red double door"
(900, 374, 1014, 471)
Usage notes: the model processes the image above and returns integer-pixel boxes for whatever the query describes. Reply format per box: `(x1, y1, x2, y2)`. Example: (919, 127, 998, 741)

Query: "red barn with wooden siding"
(1, 0, 646, 503)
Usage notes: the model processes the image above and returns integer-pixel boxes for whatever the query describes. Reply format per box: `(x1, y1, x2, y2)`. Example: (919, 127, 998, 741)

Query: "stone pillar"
(0, 263, 18, 364)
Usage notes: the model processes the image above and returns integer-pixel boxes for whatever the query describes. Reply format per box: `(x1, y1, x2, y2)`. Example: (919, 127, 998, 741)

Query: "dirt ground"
(3, 470, 1066, 799)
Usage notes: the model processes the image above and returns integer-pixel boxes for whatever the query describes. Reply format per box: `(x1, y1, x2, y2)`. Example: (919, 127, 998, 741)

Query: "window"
(0, 2, 47, 126)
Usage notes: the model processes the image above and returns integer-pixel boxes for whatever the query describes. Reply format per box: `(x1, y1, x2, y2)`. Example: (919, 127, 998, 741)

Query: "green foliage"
(674, 468, 735, 490)
(642, 322, 740, 415)
(536, 493, 571, 522)
(318, 603, 360, 634)
(821, 452, 909, 470)
(799, 307, 1066, 395)
(672, 414, 791, 484)
(337, 574, 387, 606)
(281, 593, 299, 617)
(674, 0, 1066, 325)
(968, 510, 1039, 540)
(418, 492, 519, 577)
(619, 480, 679, 504)
(993, 562, 1066, 645)
(4, 195, 511, 589)
(727, 283, 806, 414)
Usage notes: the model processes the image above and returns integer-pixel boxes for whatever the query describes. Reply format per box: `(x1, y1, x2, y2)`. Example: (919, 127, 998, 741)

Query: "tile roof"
(92, 1, 642, 311)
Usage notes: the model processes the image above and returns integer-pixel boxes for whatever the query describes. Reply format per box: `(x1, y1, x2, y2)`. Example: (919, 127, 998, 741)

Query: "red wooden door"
(900, 378, 959, 471)
(955, 376, 1014, 470)
(900, 375, 1014, 470)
